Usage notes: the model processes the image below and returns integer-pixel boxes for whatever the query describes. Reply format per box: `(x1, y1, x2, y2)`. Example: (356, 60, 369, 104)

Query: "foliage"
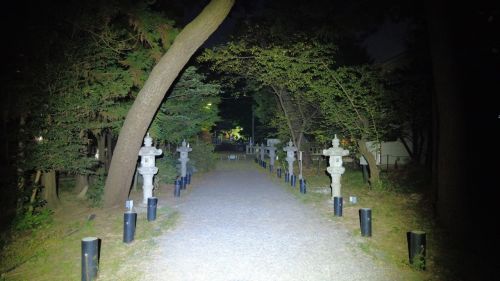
(200, 39, 335, 150)
(86, 170, 106, 207)
(201, 34, 395, 182)
(189, 141, 218, 172)
(200, 37, 395, 145)
(13, 209, 53, 232)
(150, 66, 222, 144)
(314, 65, 392, 142)
(156, 155, 178, 185)
(20, 1, 179, 174)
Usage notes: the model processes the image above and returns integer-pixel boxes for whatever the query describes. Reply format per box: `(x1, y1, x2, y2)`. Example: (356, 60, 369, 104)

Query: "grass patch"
(0, 192, 179, 281)
(266, 161, 462, 281)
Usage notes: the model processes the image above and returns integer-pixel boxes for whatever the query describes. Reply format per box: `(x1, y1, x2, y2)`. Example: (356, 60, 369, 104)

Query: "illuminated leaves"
(150, 66, 222, 144)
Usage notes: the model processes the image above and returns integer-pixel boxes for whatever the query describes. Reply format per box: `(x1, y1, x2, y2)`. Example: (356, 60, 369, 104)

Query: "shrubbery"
(189, 141, 217, 173)
(13, 209, 53, 231)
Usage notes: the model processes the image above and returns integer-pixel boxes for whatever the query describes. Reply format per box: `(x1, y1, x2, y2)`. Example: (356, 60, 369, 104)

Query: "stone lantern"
(138, 133, 162, 205)
(260, 143, 266, 162)
(246, 138, 253, 154)
(283, 140, 297, 176)
(323, 135, 349, 216)
(267, 144, 277, 171)
(176, 139, 192, 180)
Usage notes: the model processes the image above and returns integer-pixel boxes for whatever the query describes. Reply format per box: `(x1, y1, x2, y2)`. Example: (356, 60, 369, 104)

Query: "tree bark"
(105, 131, 113, 171)
(75, 174, 89, 196)
(16, 114, 27, 212)
(97, 131, 106, 164)
(103, 0, 235, 207)
(426, 0, 465, 234)
(357, 140, 380, 185)
(41, 170, 59, 209)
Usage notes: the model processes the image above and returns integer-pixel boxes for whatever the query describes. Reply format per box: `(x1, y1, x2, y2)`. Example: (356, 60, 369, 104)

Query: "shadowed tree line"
(0, 0, 231, 228)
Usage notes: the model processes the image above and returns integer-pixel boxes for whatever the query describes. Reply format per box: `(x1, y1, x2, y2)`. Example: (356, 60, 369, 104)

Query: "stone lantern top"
(284, 139, 297, 160)
(138, 133, 162, 170)
(177, 139, 192, 153)
(144, 133, 153, 146)
(284, 140, 297, 152)
(332, 135, 340, 147)
(322, 135, 349, 167)
(139, 133, 162, 157)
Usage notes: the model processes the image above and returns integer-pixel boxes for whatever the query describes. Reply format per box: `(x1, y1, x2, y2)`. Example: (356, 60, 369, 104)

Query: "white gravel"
(141, 161, 393, 281)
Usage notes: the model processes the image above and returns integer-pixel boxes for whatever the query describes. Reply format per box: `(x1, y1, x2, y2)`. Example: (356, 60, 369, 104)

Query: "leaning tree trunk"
(357, 140, 380, 185)
(41, 170, 59, 209)
(103, 0, 235, 207)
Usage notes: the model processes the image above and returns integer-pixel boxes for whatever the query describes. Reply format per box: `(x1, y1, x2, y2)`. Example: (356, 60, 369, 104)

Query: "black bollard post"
(333, 196, 343, 217)
(147, 197, 158, 221)
(81, 237, 99, 281)
(290, 174, 296, 187)
(174, 179, 181, 197)
(255, 158, 258, 164)
(263, 161, 267, 168)
(407, 231, 426, 270)
(123, 211, 137, 243)
(277, 167, 282, 178)
(181, 176, 187, 190)
(187, 173, 191, 185)
(359, 208, 372, 237)
(299, 179, 307, 193)
(285, 171, 289, 183)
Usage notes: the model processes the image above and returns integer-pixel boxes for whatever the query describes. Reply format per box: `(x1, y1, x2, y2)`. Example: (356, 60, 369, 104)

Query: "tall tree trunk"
(75, 174, 89, 198)
(41, 170, 59, 209)
(27, 170, 42, 214)
(103, 0, 235, 207)
(105, 131, 113, 172)
(16, 114, 27, 213)
(97, 131, 106, 164)
(2, 108, 9, 163)
(426, 0, 465, 235)
(357, 140, 380, 185)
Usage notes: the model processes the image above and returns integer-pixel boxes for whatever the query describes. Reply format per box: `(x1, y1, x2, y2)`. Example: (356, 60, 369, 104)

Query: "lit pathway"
(142, 160, 393, 281)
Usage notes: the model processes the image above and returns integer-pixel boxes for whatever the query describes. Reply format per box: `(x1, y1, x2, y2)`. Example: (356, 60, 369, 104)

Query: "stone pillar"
(323, 135, 349, 198)
(176, 139, 192, 177)
(137, 133, 162, 205)
(268, 145, 277, 167)
(246, 138, 253, 154)
(283, 140, 297, 176)
(260, 142, 266, 162)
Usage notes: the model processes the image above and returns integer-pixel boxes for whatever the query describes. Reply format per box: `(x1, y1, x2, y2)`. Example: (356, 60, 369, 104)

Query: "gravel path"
(142, 161, 392, 281)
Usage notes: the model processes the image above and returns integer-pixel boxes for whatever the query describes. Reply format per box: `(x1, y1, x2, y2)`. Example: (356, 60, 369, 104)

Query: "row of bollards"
(255, 150, 425, 270)
(173, 173, 192, 198)
(81, 170, 194, 280)
(82, 197, 159, 280)
(341, 199, 426, 270)
(255, 158, 307, 193)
